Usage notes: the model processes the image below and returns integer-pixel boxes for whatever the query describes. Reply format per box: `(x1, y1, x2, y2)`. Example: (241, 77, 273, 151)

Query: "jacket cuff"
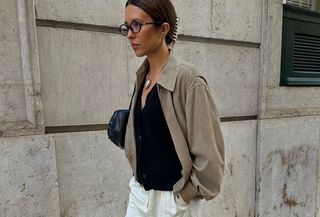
(179, 180, 199, 203)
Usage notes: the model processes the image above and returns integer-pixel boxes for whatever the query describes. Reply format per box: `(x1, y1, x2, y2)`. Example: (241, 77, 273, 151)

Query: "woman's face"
(124, 4, 164, 57)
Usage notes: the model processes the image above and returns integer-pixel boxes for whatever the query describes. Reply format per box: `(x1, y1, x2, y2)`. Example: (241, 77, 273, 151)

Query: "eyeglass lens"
(119, 21, 142, 36)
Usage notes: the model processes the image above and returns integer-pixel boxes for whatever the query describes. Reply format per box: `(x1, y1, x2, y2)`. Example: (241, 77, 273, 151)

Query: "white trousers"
(125, 177, 202, 217)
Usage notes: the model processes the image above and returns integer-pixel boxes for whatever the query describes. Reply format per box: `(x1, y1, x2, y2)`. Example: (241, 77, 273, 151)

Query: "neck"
(147, 44, 170, 76)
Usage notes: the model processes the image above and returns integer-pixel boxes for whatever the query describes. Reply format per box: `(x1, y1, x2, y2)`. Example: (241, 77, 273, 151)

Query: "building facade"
(1, 0, 320, 216)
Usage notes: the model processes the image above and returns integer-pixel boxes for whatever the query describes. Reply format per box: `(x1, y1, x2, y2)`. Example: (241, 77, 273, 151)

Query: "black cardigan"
(134, 84, 182, 191)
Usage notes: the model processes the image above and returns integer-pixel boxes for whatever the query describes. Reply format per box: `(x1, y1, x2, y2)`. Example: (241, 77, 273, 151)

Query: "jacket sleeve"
(180, 77, 225, 201)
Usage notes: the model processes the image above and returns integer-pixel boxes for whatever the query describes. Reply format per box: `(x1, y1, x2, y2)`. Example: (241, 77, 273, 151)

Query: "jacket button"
(142, 174, 147, 179)
(139, 136, 142, 140)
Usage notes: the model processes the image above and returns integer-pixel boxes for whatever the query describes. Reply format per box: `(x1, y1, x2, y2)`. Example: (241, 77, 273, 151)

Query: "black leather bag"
(107, 109, 129, 149)
(107, 91, 134, 149)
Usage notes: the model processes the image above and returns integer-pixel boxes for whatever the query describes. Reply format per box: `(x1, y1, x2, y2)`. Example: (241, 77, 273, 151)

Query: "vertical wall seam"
(255, 0, 270, 216)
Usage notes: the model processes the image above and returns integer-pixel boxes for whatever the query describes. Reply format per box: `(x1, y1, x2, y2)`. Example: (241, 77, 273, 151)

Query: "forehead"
(124, 4, 152, 22)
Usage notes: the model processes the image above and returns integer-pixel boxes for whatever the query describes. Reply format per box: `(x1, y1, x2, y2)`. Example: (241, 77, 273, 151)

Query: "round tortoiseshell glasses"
(119, 20, 163, 36)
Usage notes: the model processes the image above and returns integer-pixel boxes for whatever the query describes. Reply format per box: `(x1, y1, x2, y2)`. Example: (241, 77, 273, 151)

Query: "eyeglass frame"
(119, 20, 164, 36)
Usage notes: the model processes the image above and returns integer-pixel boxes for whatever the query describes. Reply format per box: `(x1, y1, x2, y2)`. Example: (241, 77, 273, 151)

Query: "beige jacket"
(124, 52, 225, 202)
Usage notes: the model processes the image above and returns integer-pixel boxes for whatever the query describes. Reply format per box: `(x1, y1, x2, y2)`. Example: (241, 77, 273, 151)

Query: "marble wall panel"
(127, 41, 260, 118)
(209, 0, 261, 43)
(173, 0, 212, 38)
(37, 27, 129, 126)
(265, 87, 320, 118)
(264, 0, 283, 88)
(0, 84, 27, 123)
(259, 0, 320, 118)
(0, 0, 26, 123)
(35, 0, 261, 43)
(257, 116, 320, 217)
(0, 135, 60, 217)
(0, 0, 44, 136)
(51, 120, 256, 217)
(172, 41, 259, 117)
(203, 120, 257, 217)
(38, 27, 259, 126)
(53, 131, 131, 217)
(0, 0, 23, 83)
(34, 0, 127, 27)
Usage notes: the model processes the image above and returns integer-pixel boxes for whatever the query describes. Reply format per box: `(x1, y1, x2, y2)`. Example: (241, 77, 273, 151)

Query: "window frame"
(280, 4, 320, 86)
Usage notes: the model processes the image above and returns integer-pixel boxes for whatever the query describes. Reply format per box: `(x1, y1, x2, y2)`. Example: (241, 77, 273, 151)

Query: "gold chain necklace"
(144, 64, 166, 89)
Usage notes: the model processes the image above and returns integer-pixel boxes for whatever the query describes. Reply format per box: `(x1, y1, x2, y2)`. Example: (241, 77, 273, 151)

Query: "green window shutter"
(281, 4, 320, 86)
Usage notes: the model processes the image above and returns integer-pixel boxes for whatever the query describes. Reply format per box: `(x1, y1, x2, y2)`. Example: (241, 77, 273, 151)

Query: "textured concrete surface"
(257, 116, 320, 217)
(0, 135, 60, 217)
(53, 131, 131, 217)
(34, 0, 261, 43)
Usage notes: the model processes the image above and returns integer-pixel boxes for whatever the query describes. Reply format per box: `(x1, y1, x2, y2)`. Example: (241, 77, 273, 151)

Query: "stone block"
(128, 42, 260, 117)
(38, 27, 259, 127)
(0, 135, 60, 217)
(0, 0, 44, 136)
(35, 0, 261, 43)
(264, 0, 283, 88)
(259, 0, 320, 118)
(128, 41, 260, 117)
(50, 120, 256, 217)
(0, 84, 27, 122)
(34, 0, 127, 27)
(173, 40, 260, 117)
(173, 0, 212, 38)
(202, 120, 257, 217)
(210, 0, 261, 42)
(37, 27, 129, 126)
(257, 116, 320, 217)
(0, 0, 24, 83)
(53, 131, 131, 217)
(264, 87, 320, 118)
(171, 119, 254, 215)
(0, 0, 26, 123)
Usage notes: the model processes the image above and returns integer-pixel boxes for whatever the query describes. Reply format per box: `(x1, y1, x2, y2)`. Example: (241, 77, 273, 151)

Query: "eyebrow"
(124, 19, 143, 24)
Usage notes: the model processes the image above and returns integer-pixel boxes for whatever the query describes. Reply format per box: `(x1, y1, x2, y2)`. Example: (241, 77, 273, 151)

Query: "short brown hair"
(125, 0, 177, 45)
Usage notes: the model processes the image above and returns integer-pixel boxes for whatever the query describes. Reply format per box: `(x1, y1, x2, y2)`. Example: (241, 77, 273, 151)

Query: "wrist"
(179, 191, 191, 204)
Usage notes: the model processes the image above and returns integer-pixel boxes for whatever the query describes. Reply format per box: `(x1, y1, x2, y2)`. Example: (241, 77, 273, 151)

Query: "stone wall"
(0, 0, 319, 216)
(0, 0, 43, 136)
(256, 0, 320, 216)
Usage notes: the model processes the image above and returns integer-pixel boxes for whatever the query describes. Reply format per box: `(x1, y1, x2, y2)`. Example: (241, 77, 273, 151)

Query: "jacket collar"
(136, 51, 179, 92)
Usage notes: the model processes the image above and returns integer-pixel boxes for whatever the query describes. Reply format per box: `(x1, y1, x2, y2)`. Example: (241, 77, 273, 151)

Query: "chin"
(133, 50, 146, 57)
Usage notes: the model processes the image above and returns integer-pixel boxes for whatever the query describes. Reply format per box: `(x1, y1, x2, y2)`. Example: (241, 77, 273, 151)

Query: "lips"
(131, 43, 139, 49)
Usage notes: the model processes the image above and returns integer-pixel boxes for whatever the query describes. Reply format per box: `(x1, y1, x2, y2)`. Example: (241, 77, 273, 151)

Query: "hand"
(179, 191, 191, 205)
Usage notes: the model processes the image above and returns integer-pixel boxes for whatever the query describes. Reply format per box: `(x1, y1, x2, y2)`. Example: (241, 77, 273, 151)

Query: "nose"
(127, 29, 135, 39)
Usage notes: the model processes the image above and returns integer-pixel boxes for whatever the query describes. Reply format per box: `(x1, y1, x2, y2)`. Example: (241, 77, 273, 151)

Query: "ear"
(160, 22, 170, 38)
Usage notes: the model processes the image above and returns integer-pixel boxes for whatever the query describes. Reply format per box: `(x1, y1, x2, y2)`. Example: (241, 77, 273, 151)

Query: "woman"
(120, 0, 225, 216)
